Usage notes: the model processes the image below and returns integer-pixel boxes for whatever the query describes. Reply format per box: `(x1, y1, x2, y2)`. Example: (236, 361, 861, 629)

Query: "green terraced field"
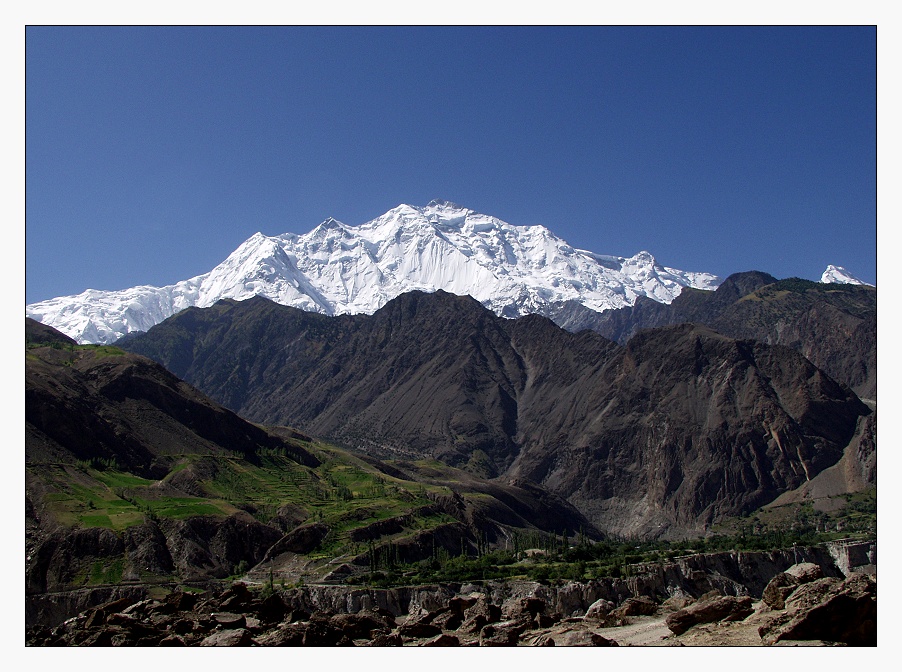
(28, 441, 457, 559)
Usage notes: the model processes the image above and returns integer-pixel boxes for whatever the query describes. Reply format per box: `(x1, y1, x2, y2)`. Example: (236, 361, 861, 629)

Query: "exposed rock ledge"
(27, 541, 874, 629)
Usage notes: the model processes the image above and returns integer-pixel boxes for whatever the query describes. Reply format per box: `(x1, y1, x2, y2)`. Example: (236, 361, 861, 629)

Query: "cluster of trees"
(346, 515, 876, 588)
(75, 456, 120, 471)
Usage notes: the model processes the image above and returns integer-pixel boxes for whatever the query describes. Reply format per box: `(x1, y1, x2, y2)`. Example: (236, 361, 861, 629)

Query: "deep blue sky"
(25, 26, 877, 304)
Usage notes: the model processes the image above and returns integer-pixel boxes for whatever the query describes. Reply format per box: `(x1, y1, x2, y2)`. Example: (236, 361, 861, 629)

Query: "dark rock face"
(508, 323, 867, 536)
(25, 334, 319, 474)
(119, 292, 870, 537)
(26, 317, 78, 346)
(262, 523, 329, 562)
(543, 273, 877, 401)
(27, 512, 285, 599)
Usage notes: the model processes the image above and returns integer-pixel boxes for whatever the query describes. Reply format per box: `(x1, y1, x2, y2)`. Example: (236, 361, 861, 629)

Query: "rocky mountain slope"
(26, 322, 316, 474)
(26, 319, 598, 598)
(26, 200, 721, 344)
(544, 272, 877, 400)
(118, 291, 871, 537)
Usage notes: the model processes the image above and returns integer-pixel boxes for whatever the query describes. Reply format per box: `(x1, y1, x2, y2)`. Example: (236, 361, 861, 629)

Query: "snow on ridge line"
(820, 265, 874, 287)
(26, 201, 722, 344)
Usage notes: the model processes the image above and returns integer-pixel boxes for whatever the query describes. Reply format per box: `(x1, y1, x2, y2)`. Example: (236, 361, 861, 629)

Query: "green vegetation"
(28, 441, 453, 562)
(345, 492, 876, 588)
(26, 341, 126, 356)
(29, 415, 876, 590)
(89, 558, 125, 584)
(711, 489, 876, 540)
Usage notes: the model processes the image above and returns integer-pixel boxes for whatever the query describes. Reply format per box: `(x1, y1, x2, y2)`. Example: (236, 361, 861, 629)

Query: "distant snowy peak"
(820, 265, 874, 286)
(26, 201, 721, 344)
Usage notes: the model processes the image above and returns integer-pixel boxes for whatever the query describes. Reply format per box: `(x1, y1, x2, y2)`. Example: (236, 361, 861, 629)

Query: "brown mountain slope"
(507, 323, 867, 536)
(26, 317, 78, 346)
(26, 322, 602, 598)
(26, 342, 317, 474)
(119, 291, 870, 537)
(543, 273, 876, 399)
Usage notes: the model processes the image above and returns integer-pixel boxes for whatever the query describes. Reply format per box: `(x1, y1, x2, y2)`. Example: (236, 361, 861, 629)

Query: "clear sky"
(25, 26, 877, 304)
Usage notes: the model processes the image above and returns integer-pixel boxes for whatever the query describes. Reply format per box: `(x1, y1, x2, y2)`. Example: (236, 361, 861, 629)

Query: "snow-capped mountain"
(820, 264, 874, 286)
(27, 200, 722, 344)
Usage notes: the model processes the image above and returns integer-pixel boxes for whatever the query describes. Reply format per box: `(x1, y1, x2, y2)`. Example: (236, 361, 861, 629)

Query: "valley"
(25, 274, 876, 646)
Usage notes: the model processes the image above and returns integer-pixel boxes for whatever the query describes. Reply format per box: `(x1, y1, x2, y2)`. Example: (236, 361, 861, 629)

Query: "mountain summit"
(820, 264, 874, 286)
(28, 201, 724, 344)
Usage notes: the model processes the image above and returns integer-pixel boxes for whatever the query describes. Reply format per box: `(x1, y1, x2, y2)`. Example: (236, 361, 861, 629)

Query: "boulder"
(662, 595, 694, 612)
(583, 598, 616, 621)
(449, 595, 478, 614)
(459, 596, 502, 634)
(422, 633, 461, 646)
(252, 593, 292, 623)
(82, 596, 137, 628)
(121, 599, 164, 616)
(164, 590, 199, 612)
(532, 626, 619, 647)
(555, 630, 619, 647)
(199, 629, 256, 646)
(303, 615, 353, 646)
(762, 572, 802, 610)
(533, 612, 560, 629)
(212, 612, 246, 629)
(105, 612, 139, 626)
(430, 608, 464, 631)
(759, 574, 876, 646)
(367, 632, 404, 646)
(171, 618, 196, 635)
(254, 623, 307, 646)
(665, 595, 754, 635)
(505, 596, 547, 621)
(612, 596, 657, 617)
(784, 577, 842, 611)
(81, 628, 116, 646)
(397, 617, 442, 639)
(329, 612, 392, 639)
(215, 583, 254, 610)
(479, 619, 529, 646)
(784, 562, 824, 583)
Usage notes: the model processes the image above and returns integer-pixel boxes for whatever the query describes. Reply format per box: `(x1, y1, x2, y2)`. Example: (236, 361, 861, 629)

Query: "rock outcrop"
(758, 574, 876, 646)
(27, 551, 877, 647)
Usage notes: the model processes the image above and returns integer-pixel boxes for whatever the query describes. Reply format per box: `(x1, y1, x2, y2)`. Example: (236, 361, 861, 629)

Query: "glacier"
(28, 200, 723, 344)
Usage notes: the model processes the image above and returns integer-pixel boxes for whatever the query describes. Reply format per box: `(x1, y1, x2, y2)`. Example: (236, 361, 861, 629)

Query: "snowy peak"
(425, 198, 464, 209)
(27, 201, 722, 344)
(820, 265, 874, 286)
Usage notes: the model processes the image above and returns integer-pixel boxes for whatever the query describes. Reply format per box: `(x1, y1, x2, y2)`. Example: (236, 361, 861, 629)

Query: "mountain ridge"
(28, 201, 723, 344)
(546, 272, 877, 400)
(118, 290, 870, 538)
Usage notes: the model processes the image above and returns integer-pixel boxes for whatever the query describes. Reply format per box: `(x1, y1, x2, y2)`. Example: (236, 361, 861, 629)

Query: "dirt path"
(592, 601, 776, 646)
(594, 615, 673, 646)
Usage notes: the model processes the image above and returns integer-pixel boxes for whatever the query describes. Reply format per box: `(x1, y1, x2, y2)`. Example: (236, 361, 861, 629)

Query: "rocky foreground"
(26, 562, 875, 646)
